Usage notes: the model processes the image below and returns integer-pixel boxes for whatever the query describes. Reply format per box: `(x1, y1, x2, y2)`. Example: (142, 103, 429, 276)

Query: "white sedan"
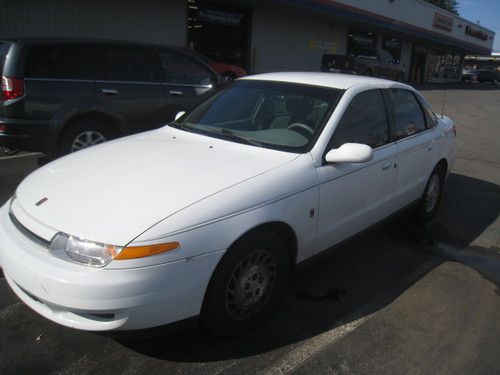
(0, 73, 456, 336)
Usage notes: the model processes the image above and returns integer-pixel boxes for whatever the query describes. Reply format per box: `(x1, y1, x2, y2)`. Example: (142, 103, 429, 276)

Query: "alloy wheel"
(71, 131, 107, 152)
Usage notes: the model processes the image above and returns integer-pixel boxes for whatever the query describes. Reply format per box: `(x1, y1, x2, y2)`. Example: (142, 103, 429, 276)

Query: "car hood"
(14, 127, 299, 246)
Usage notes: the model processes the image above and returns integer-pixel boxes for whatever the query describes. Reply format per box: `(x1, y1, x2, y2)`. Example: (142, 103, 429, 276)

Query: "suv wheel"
(201, 230, 289, 337)
(60, 119, 114, 156)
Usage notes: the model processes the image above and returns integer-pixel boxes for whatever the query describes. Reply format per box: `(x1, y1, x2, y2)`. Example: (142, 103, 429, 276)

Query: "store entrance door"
(411, 44, 428, 83)
(188, 1, 249, 77)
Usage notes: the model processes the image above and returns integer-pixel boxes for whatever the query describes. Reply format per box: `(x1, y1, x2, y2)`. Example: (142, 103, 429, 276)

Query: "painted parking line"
(0, 152, 42, 161)
(260, 315, 373, 375)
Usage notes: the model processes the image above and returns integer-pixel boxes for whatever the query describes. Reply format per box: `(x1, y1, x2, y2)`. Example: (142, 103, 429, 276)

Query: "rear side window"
(24, 45, 100, 80)
(389, 89, 426, 139)
(332, 89, 390, 149)
(104, 46, 159, 82)
(159, 50, 214, 86)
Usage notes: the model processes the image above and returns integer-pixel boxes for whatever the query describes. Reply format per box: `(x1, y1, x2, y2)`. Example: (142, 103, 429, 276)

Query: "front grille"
(9, 212, 50, 248)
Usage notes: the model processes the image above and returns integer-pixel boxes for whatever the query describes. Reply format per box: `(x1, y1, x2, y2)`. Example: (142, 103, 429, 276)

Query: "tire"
(222, 72, 236, 83)
(414, 165, 445, 223)
(201, 230, 290, 337)
(59, 118, 115, 156)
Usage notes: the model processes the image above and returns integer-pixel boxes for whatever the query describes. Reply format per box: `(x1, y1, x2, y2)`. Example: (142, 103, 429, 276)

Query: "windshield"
(172, 80, 341, 152)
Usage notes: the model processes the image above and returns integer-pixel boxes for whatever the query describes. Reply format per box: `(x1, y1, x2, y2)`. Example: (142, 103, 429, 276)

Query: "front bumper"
(0, 205, 224, 331)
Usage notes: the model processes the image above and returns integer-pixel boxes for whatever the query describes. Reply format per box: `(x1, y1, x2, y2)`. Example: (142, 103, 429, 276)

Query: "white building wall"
(0, 0, 187, 47)
(251, 9, 347, 73)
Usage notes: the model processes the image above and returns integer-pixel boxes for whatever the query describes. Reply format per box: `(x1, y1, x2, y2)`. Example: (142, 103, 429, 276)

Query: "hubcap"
(225, 249, 277, 322)
(424, 174, 440, 213)
(71, 131, 107, 152)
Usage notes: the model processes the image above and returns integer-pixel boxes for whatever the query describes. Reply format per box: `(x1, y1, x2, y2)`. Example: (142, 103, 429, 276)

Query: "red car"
(189, 51, 246, 81)
(209, 61, 246, 81)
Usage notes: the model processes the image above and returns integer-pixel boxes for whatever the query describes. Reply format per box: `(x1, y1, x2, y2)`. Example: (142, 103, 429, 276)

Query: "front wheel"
(201, 230, 290, 337)
(59, 119, 114, 156)
(414, 166, 445, 222)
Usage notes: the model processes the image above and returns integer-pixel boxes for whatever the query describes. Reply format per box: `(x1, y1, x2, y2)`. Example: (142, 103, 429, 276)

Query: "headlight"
(49, 233, 123, 267)
(49, 232, 180, 267)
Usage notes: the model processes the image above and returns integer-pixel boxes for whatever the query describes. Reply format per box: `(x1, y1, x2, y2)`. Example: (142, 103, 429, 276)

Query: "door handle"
(428, 143, 434, 151)
(101, 88, 118, 95)
(169, 90, 183, 96)
(382, 161, 392, 170)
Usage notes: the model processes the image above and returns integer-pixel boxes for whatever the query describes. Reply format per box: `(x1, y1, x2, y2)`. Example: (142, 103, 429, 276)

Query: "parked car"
(0, 38, 220, 157)
(461, 69, 478, 82)
(194, 52, 246, 81)
(475, 68, 500, 84)
(322, 48, 405, 81)
(0, 73, 456, 336)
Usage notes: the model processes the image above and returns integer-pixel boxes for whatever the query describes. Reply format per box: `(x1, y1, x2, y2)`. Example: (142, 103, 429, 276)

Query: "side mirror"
(174, 111, 186, 121)
(325, 143, 373, 164)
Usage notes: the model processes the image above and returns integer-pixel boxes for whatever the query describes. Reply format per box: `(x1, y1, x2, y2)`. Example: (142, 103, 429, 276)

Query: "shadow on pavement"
(119, 172, 500, 363)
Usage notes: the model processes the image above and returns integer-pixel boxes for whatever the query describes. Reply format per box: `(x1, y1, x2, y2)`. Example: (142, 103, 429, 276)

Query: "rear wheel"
(201, 230, 289, 337)
(59, 118, 115, 156)
(414, 165, 445, 223)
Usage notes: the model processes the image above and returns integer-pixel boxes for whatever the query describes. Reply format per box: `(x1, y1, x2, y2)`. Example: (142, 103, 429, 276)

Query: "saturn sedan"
(0, 72, 456, 336)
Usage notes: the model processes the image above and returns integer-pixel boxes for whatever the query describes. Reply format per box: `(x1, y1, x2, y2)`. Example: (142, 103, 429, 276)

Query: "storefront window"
(347, 31, 376, 56)
(383, 38, 402, 64)
(427, 52, 462, 82)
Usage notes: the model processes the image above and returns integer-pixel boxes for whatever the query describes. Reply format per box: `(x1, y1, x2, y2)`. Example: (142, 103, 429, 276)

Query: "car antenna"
(441, 89, 447, 119)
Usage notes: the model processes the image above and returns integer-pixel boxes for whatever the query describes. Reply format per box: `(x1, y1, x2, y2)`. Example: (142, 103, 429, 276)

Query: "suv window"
(159, 50, 213, 86)
(24, 45, 100, 80)
(332, 90, 389, 149)
(104, 46, 158, 82)
(389, 89, 426, 139)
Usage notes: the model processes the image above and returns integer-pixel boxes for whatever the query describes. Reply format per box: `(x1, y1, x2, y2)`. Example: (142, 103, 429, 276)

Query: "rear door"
(158, 49, 217, 122)
(389, 88, 437, 207)
(96, 45, 166, 134)
(22, 44, 98, 122)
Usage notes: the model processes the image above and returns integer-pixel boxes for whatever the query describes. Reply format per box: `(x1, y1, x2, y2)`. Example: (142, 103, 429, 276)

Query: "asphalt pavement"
(0, 82, 499, 374)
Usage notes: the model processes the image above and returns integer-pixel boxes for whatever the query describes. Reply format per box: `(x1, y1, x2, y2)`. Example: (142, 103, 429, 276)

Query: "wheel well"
(222, 71, 237, 79)
(231, 222, 298, 267)
(59, 112, 120, 146)
(436, 158, 448, 178)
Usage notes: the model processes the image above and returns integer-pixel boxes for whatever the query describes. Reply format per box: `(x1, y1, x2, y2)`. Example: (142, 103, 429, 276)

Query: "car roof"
(241, 72, 413, 91)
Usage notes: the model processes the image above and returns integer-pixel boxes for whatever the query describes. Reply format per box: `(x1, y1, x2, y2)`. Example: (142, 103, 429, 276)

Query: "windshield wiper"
(219, 128, 263, 147)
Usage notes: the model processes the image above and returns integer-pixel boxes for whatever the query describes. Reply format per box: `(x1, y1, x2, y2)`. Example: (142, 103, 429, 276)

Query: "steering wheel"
(287, 123, 315, 137)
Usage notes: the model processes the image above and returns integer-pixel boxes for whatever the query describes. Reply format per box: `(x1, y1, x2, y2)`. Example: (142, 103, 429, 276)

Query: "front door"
(316, 89, 398, 252)
(96, 45, 166, 134)
(158, 50, 217, 122)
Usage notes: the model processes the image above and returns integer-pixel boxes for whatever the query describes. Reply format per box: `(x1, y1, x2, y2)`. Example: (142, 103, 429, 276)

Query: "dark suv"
(0, 39, 219, 156)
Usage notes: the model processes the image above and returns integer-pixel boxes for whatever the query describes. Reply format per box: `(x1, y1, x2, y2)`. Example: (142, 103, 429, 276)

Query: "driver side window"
(331, 90, 390, 149)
